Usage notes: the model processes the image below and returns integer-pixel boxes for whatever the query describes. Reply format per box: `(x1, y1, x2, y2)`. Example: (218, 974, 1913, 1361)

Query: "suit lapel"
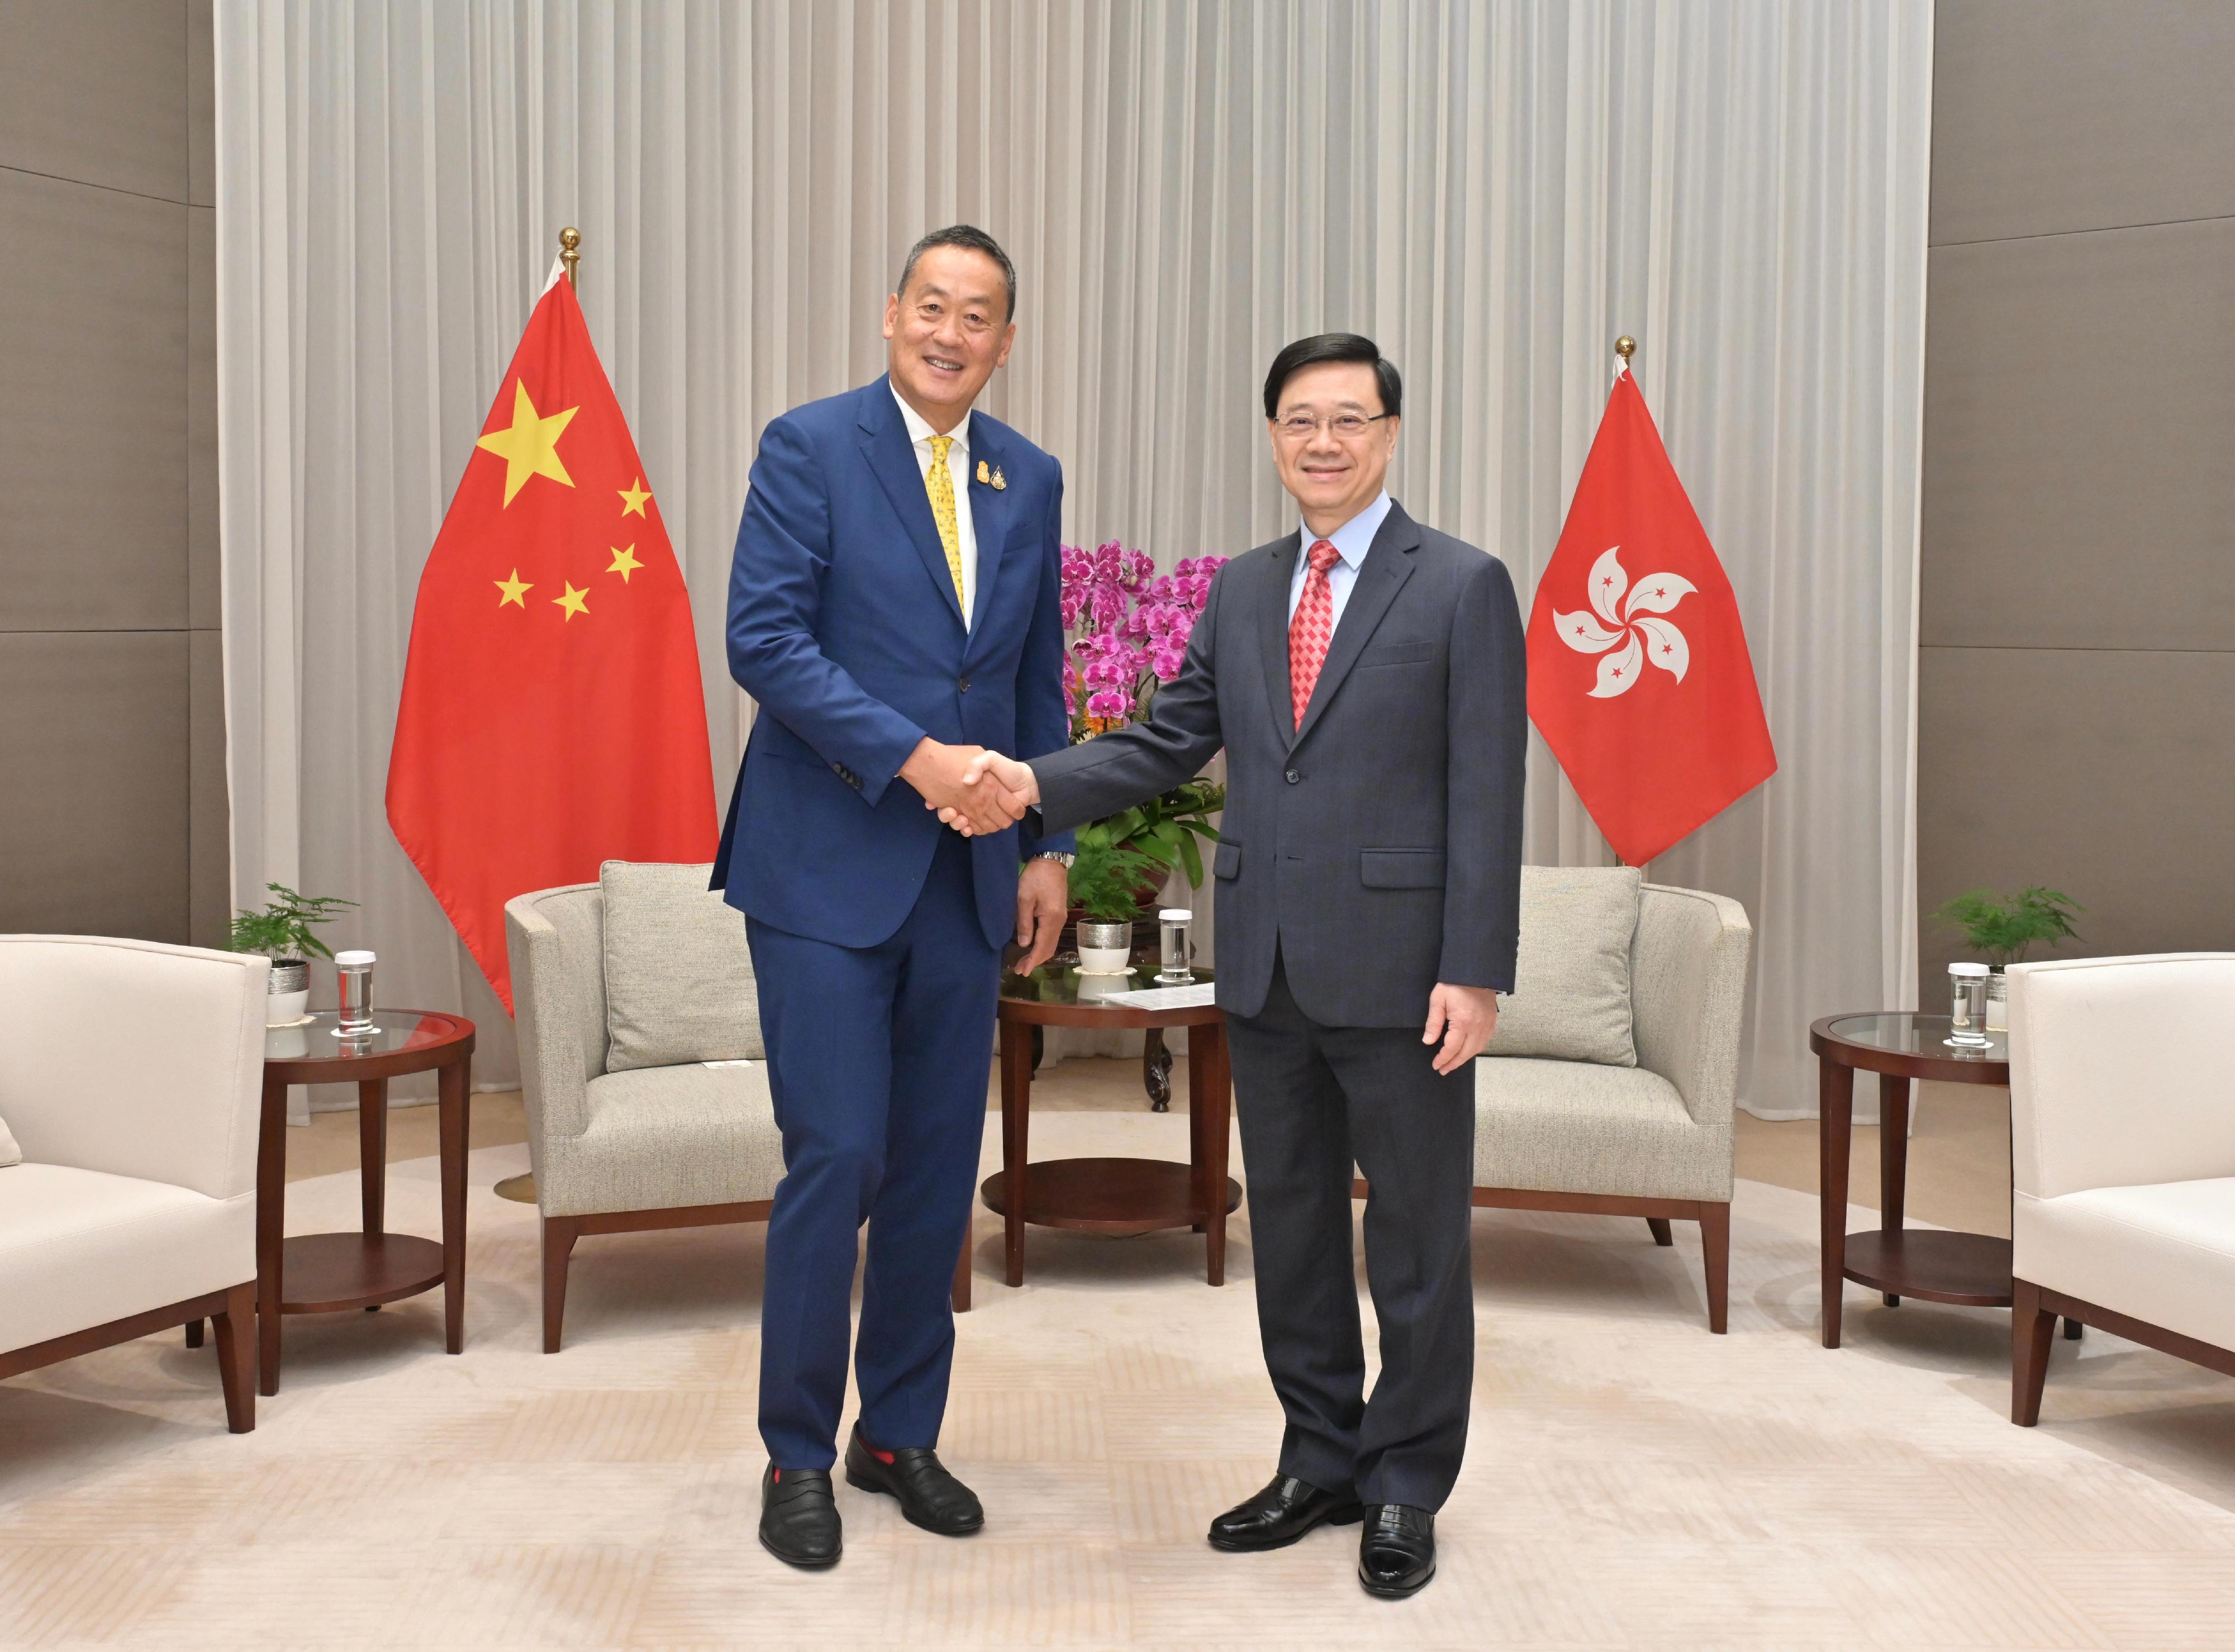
(1292, 503, 1422, 749)
(855, 378, 967, 634)
(963, 410, 1011, 655)
(1258, 530, 1302, 751)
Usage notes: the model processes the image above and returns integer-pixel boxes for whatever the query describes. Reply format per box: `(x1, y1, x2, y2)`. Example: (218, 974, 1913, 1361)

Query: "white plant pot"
(267, 988, 310, 1027)
(1077, 945, 1134, 976)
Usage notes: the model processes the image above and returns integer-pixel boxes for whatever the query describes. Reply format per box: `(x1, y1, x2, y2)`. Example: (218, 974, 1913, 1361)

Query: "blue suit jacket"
(711, 376, 1073, 950)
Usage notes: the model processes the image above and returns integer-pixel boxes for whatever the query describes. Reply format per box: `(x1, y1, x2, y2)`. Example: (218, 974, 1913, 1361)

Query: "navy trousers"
(745, 828, 1000, 1470)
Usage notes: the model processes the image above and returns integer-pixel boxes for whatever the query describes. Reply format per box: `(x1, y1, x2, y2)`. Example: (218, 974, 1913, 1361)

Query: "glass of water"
(1156, 909, 1193, 984)
(1945, 962, 1990, 1049)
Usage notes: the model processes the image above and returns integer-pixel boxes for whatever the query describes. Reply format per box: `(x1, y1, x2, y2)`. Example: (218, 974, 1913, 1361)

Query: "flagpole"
(1614, 334, 1635, 374)
(498, 224, 585, 1211)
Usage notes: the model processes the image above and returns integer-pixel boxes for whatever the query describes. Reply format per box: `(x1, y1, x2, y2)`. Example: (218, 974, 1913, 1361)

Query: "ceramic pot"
(1076, 920, 1135, 975)
(266, 958, 310, 1026)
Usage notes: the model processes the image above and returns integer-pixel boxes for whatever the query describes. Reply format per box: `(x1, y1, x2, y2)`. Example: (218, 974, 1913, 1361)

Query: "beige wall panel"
(1932, 0, 2235, 245)
(187, 0, 213, 208)
(0, 0, 187, 202)
(1917, 646, 2235, 982)
(0, 168, 188, 631)
(188, 205, 217, 629)
(0, 631, 189, 941)
(188, 627, 228, 948)
(1920, 218, 2235, 652)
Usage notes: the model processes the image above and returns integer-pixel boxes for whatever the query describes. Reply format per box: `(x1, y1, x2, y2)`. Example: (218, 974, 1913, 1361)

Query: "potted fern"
(1069, 838, 1166, 974)
(227, 883, 358, 1025)
(1932, 886, 2084, 1031)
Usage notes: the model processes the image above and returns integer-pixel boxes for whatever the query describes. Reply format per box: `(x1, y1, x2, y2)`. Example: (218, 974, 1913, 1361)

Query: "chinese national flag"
(386, 271, 716, 1011)
(1525, 362, 1776, 866)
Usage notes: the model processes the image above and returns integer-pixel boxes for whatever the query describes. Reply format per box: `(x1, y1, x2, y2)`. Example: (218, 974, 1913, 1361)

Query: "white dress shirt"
(892, 384, 978, 629)
(1287, 489, 1394, 631)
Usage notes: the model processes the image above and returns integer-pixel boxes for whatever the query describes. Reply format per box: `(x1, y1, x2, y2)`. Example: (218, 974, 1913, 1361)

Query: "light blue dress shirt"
(1286, 490, 1394, 630)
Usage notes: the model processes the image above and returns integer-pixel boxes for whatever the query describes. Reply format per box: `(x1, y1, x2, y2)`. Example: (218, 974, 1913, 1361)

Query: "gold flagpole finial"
(1614, 335, 1636, 363)
(560, 227, 582, 290)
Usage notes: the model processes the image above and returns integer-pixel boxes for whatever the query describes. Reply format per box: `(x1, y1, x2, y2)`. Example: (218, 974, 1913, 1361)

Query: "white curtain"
(216, 0, 1930, 1118)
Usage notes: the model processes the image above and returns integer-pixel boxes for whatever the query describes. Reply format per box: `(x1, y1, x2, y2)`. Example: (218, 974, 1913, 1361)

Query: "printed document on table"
(1100, 983, 1218, 1010)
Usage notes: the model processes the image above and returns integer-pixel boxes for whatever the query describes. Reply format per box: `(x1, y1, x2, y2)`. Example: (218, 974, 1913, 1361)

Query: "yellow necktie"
(925, 434, 966, 610)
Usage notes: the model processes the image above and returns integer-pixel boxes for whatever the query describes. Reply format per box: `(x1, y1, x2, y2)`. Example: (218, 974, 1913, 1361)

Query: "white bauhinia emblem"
(1553, 546, 1697, 698)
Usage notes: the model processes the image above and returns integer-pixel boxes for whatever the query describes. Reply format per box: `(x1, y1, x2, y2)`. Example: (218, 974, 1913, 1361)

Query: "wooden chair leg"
(952, 1222, 973, 1314)
(1646, 1217, 1674, 1247)
(1699, 1203, 1730, 1335)
(2063, 1316, 2084, 1341)
(542, 1216, 579, 1354)
(2012, 1277, 2056, 1426)
(211, 1282, 256, 1434)
(184, 1318, 204, 1349)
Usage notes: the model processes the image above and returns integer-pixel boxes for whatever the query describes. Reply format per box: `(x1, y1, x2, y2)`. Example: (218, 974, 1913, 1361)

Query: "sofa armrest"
(505, 891, 601, 1143)
(0, 936, 267, 1200)
(1630, 885, 1753, 1127)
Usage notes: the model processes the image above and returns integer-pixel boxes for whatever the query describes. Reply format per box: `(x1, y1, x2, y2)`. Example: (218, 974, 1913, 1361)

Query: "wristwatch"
(1030, 851, 1075, 868)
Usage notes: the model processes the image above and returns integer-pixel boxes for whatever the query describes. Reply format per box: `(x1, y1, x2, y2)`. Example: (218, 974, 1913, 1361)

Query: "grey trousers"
(1224, 955, 1478, 1511)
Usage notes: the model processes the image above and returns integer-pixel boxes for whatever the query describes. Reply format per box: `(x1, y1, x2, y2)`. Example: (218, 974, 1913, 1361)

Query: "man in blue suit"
(711, 226, 1073, 1570)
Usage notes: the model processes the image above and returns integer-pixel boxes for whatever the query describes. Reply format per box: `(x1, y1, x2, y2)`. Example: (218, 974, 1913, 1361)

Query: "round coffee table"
(986, 965, 1239, 1297)
(254, 1010, 475, 1393)
(1809, 1012, 2018, 1349)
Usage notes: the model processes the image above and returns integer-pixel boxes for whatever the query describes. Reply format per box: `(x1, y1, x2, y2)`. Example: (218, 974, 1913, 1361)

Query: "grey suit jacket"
(1029, 502, 1527, 1028)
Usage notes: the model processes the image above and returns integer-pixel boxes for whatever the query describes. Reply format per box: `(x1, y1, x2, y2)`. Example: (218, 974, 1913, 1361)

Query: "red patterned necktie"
(1288, 539, 1343, 729)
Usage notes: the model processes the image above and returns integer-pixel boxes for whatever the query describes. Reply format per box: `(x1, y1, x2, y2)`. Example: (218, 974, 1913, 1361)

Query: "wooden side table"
(988, 965, 1240, 1294)
(253, 1009, 475, 1393)
(1809, 1012, 2029, 1349)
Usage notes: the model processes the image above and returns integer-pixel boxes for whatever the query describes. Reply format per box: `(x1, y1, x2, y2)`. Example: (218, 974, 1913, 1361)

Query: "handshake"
(899, 739, 1043, 837)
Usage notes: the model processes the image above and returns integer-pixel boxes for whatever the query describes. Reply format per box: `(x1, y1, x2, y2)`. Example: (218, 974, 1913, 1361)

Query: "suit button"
(1285, 769, 1300, 784)
(959, 676, 972, 693)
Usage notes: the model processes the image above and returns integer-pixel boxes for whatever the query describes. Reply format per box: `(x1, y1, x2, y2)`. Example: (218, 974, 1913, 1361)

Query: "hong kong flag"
(1526, 360, 1776, 866)
(387, 268, 717, 1010)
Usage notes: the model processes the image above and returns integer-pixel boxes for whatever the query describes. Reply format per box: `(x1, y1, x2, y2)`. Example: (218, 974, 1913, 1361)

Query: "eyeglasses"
(1273, 411, 1392, 442)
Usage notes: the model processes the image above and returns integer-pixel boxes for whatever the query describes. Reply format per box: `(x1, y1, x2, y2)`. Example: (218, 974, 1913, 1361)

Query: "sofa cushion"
(1485, 865, 1641, 1067)
(0, 1110, 18, 1167)
(541, 1062, 787, 1217)
(599, 861, 764, 1073)
(0, 1164, 255, 1356)
(1474, 1056, 1729, 1201)
(2014, 1178, 2235, 1356)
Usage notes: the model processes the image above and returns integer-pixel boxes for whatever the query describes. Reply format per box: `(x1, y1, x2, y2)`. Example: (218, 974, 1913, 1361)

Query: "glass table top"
(263, 1009, 465, 1062)
(1002, 963, 1216, 1010)
(1823, 1012, 2006, 1063)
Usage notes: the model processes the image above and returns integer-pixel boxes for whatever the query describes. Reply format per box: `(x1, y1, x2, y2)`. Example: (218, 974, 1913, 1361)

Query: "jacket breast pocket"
(1359, 848, 1445, 889)
(1212, 840, 1243, 880)
(1357, 639, 1433, 669)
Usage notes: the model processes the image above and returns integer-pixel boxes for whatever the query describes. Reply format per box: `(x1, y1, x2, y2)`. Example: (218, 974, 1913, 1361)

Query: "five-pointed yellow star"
(607, 544, 644, 583)
(494, 568, 532, 608)
(618, 477, 653, 517)
(474, 380, 578, 507)
(553, 582, 590, 621)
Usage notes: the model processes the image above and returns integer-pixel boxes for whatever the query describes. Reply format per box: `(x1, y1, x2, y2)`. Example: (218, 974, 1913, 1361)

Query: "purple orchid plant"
(1059, 541, 1228, 730)
(1055, 541, 1230, 897)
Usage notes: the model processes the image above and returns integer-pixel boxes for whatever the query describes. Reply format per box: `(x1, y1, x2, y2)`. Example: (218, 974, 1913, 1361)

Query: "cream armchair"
(2008, 953, 2235, 1424)
(1352, 881, 1752, 1332)
(0, 936, 267, 1432)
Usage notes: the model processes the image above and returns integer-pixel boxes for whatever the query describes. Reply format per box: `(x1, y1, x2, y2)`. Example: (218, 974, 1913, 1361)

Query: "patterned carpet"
(4, 1106, 2233, 1649)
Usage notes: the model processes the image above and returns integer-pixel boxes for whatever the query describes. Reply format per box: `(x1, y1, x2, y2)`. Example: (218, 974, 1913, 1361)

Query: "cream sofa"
(0, 936, 267, 1431)
(2007, 953, 2235, 1424)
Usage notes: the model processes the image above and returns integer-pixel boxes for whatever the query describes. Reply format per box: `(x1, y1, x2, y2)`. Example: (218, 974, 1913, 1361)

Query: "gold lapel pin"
(976, 459, 990, 485)
(991, 465, 1007, 491)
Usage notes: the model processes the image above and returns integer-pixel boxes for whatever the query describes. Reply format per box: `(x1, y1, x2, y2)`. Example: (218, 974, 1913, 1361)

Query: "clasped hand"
(907, 745, 1038, 837)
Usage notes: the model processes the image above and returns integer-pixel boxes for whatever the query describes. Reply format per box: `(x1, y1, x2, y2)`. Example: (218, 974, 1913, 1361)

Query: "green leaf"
(1177, 833, 1204, 888)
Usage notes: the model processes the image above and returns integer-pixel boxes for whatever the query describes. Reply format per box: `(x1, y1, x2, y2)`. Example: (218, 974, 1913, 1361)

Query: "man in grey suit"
(952, 334, 1527, 1598)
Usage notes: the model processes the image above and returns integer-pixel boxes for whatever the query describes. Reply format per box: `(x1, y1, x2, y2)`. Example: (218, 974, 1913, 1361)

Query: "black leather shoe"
(759, 1464, 841, 1569)
(1358, 1504, 1436, 1597)
(1207, 1474, 1365, 1553)
(843, 1422, 985, 1535)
